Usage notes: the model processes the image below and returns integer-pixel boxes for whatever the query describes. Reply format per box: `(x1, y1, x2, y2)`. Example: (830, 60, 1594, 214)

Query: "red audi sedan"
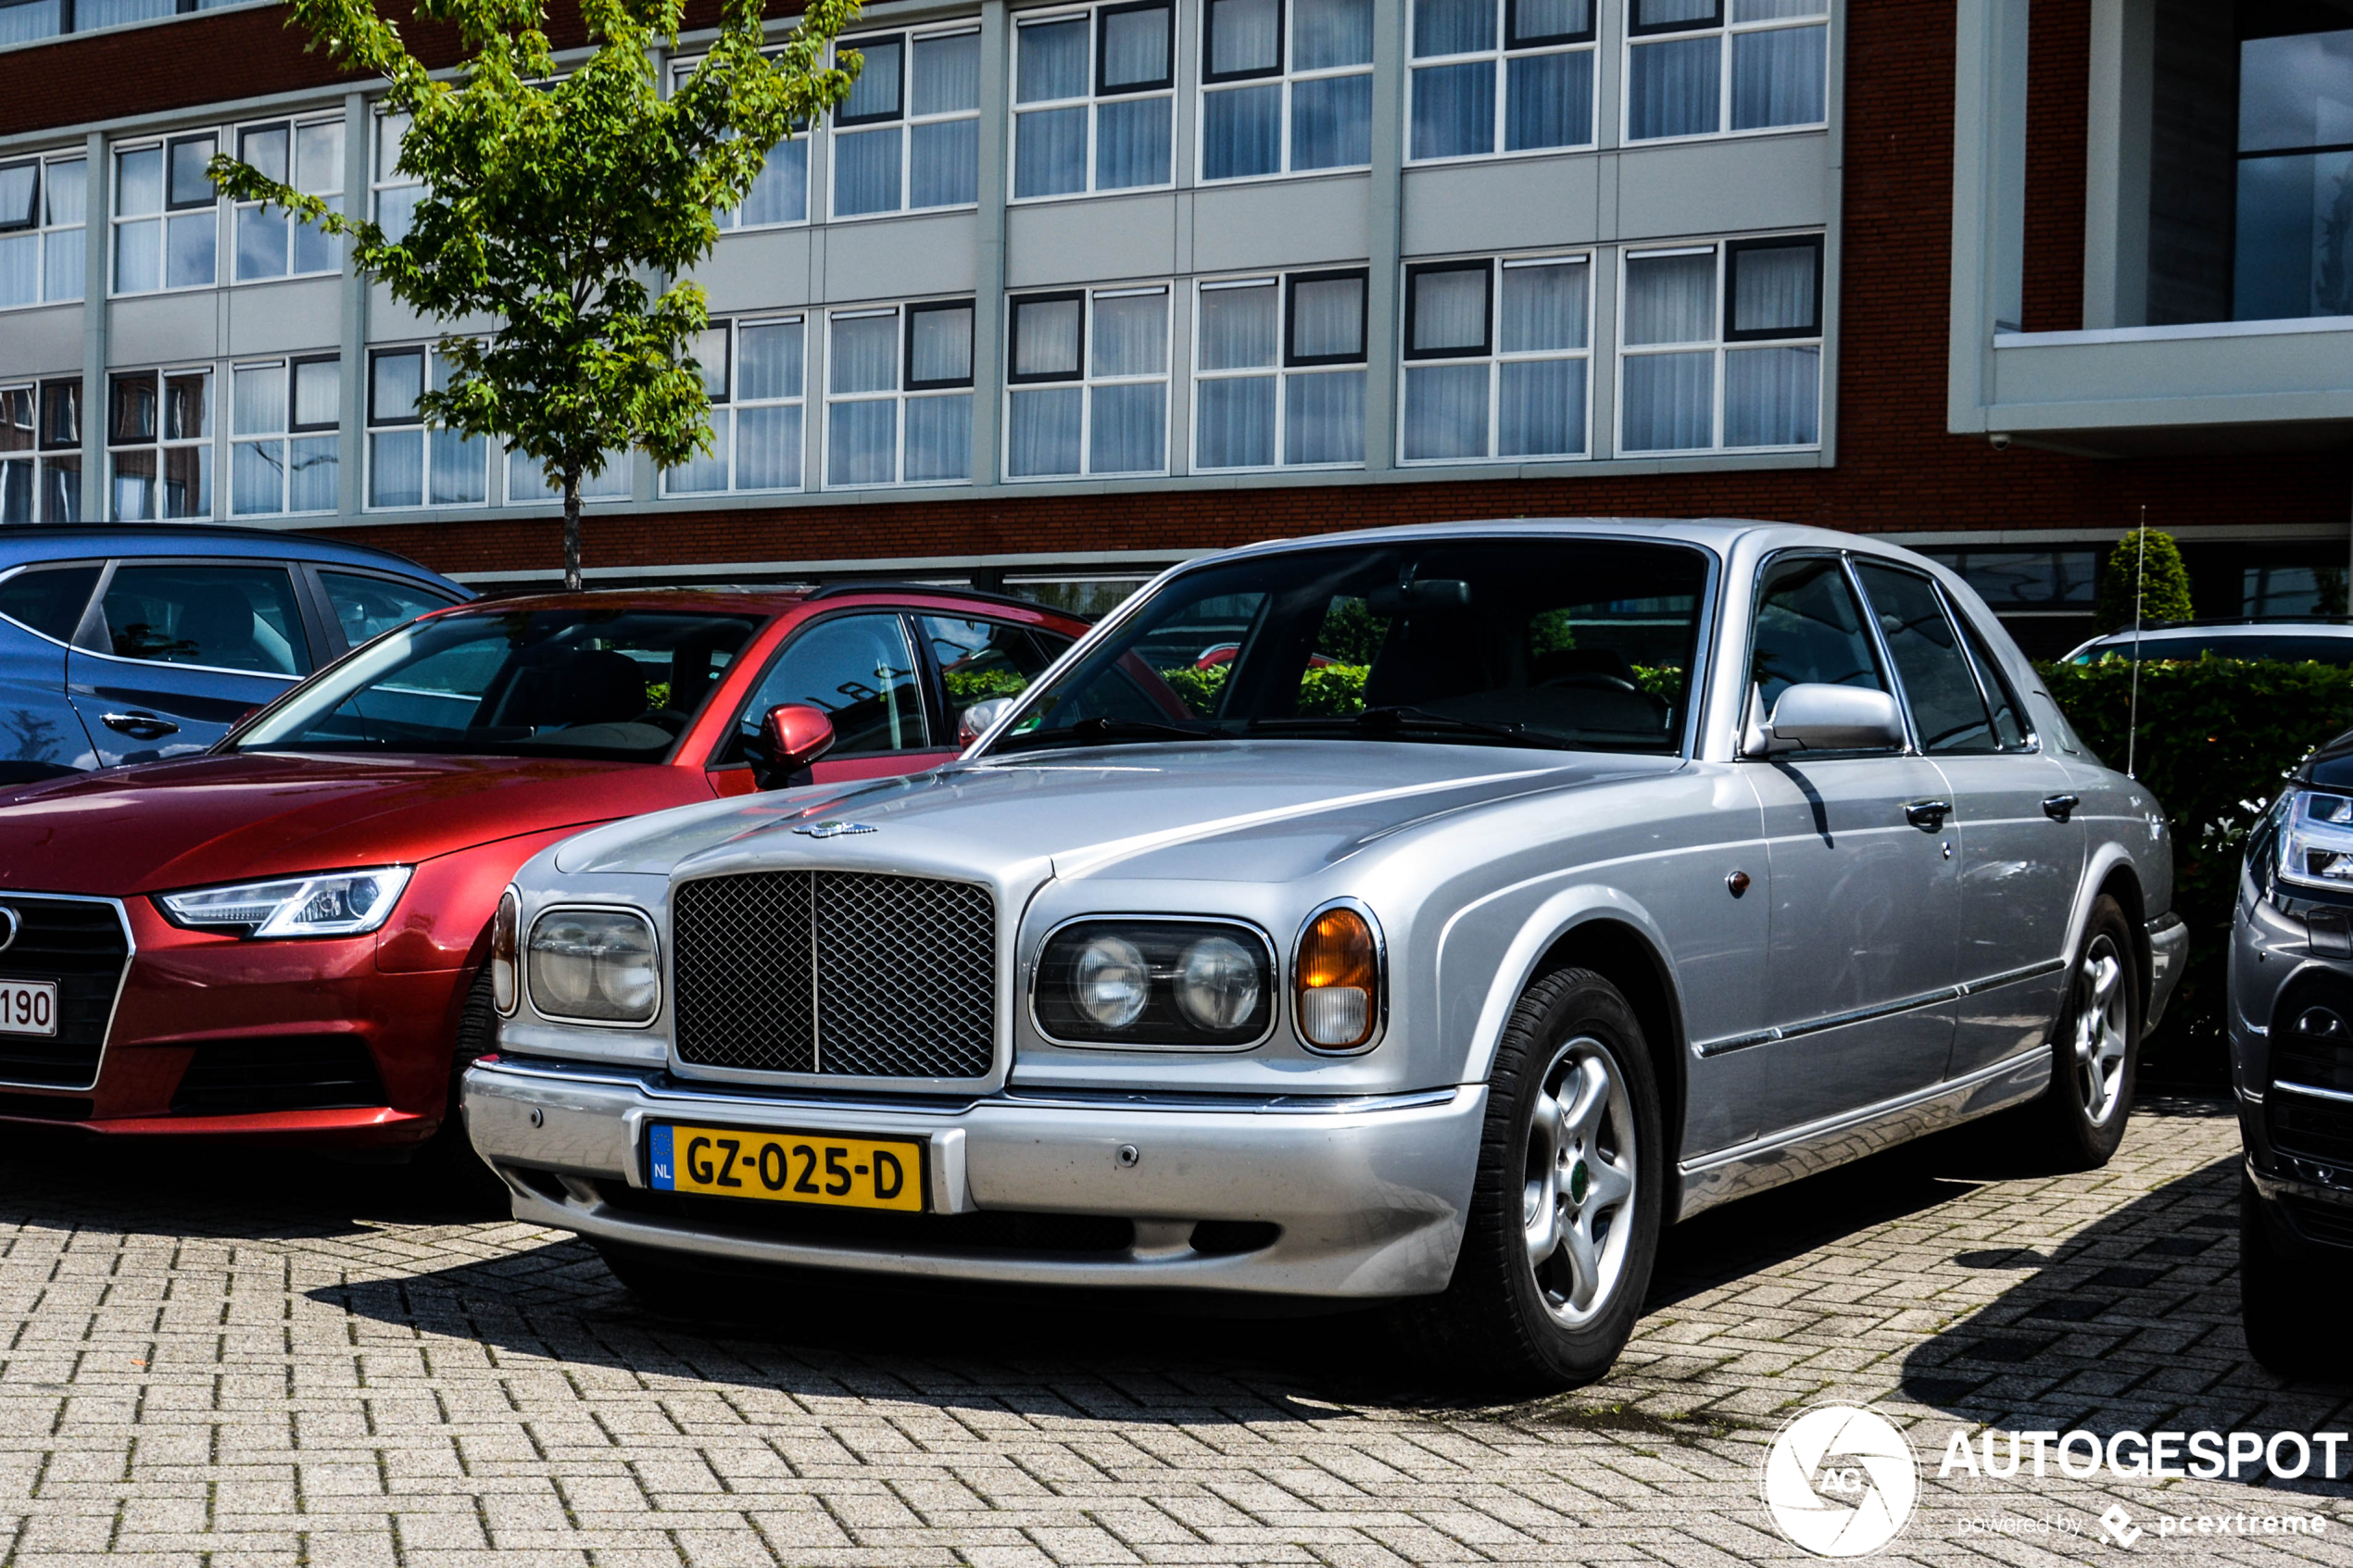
(0, 584, 1085, 1146)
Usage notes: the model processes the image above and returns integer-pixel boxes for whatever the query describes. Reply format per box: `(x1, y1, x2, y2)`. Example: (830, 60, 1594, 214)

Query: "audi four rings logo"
(1763, 1404, 1920, 1557)
(0, 906, 20, 954)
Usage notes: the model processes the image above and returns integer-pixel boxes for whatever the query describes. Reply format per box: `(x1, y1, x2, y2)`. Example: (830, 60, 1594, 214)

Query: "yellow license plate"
(648, 1123, 925, 1212)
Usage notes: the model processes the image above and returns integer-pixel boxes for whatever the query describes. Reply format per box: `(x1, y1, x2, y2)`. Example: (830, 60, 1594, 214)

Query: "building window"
(113, 133, 218, 295)
(1912, 549, 2098, 613)
(832, 27, 984, 218)
(2, 0, 234, 44)
(1006, 285, 1171, 478)
(0, 152, 87, 309)
(662, 315, 806, 495)
(1192, 267, 1366, 470)
(367, 345, 487, 508)
(1617, 233, 1821, 453)
(229, 357, 338, 516)
(373, 113, 425, 242)
(1200, 0, 1375, 181)
(107, 368, 212, 520)
(1400, 254, 1589, 461)
(231, 115, 342, 282)
(1625, 0, 1826, 143)
(508, 448, 633, 505)
(1014, 1, 1175, 199)
(824, 300, 974, 487)
(672, 55, 811, 230)
(2235, 28, 2353, 320)
(2, 381, 82, 521)
(1408, 0, 1594, 162)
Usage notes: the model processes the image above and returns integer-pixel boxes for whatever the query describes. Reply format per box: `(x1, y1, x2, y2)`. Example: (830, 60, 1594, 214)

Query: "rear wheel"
(2032, 896, 2139, 1170)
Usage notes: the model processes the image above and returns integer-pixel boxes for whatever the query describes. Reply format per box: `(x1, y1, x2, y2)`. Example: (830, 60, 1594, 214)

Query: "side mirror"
(756, 703, 836, 787)
(958, 696, 1014, 749)
(1746, 684, 1906, 756)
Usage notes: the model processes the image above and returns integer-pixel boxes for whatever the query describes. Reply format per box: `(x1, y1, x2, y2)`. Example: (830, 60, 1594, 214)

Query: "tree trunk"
(562, 472, 583, 593)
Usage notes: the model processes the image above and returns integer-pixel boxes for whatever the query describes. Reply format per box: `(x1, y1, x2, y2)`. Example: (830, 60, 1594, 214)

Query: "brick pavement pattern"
(0, 1094, 2347, 1566)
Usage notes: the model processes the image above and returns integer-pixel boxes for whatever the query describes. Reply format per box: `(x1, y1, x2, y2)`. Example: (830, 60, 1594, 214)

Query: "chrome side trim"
(2271, 1079, 2353, 1109)
(1960, 958, 2068, 994)
(1693, 957, 2070, 1059)
(0, 892, 137, 1096)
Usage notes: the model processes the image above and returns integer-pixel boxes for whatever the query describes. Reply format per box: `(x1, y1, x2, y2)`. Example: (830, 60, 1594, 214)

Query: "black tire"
(1396, 967, 1665, 1392)
(414, 967, 500, 1190)
(2240, 1173, 2351, 1379)
(2031, 895, 2140, 1170)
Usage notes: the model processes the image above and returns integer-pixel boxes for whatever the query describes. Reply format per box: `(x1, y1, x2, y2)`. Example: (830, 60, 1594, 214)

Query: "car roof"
(0, 523, 459, 586)
(1208, 516, 1929, 560)
(2079, 621, 2353, 642)
(438, 583, 1088, 622)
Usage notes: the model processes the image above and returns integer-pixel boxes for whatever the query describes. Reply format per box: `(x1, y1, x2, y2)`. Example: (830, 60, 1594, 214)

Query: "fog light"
(1295, 905, 1379, 1050)
(1073, 935, 1149, 1029)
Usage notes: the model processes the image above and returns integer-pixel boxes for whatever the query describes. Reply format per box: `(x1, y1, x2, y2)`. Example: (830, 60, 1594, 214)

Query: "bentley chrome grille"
(670, 871, 997, 1080)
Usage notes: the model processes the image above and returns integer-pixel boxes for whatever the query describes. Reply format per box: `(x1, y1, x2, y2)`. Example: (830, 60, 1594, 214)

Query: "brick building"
(0, 0, 2347, 651)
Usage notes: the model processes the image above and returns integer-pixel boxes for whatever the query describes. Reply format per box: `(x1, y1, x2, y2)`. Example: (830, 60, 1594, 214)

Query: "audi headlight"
(2281, 788, 2353, 892)
(157, 867, 412, 938)
(526, 907, 661, 1025)
(1035, 920, 1274, 1047)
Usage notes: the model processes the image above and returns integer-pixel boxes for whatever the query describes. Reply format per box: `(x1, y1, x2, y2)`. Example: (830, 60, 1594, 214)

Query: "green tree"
(210, 0, 862, 589)
(2093, 527, 2195, 633)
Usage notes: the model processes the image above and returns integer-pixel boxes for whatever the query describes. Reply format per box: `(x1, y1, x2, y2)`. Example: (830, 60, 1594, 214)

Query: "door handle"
(101, 711, 180, 739)
(2043, 793, 2080, 822)
(1904, 798, 1952, 830)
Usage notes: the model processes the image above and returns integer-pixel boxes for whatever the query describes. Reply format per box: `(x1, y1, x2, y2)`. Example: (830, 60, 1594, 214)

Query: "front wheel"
(1396, 967, 1664, 1392)
(2032, 896, 2140, 1170)
(2240, 1174, 2351, 1379)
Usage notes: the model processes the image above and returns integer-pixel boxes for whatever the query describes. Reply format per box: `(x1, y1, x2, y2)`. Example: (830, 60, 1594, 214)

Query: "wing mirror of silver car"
(958, 696, 1014, 749)
(1743, 683, 1907, 757)
(754, 702, 837, 788)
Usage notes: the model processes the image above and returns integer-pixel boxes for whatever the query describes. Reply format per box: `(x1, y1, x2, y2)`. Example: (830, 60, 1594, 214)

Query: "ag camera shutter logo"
(1762, 1403, 1920, 1557)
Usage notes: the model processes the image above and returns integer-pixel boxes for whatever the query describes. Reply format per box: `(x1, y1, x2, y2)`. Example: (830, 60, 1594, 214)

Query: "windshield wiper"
(998, 715, 1222, 749)
(1252, 706, 1558, 746)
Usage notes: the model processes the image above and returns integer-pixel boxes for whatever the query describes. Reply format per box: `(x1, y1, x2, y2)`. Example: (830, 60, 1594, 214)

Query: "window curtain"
(369, 431, 423, 508)
(75, 0, 170, 27)
(1402, 364, 1488, 459)
(830, 314, 900, 395)
(1411, 62, 1493, 158)
(911, 119, 979, 207)
(1730, 244, 1816, 334)
(0, 0, 62, 45)
(911, 307, 974, 384)
(1199, 284, 1279, 369)
(1724, 345, 1818, 446)
(1498, 358, 1583, 455)
(1501, 260, 1587, 350)
(1095, 97, 1172, 189)
(1731, 0, 1826, 20)
(1196, 376, 1276, 467)
(165, 210, 214, 290)
(0, 460, 28, 524)
(1504, 50, 1591, 150)
(1089, 383, 1165, 472)
(237, 205, 286, 282)
(1410, 268, 1488, 354)
(1635, 0, 1714, 24)
(1101, 6, 1170, 85)
(738, 321, 804, 402)
(0, 162, 37, 231)
(1621, 352, 1712, 450)
(736, 406, 802, 489)
(1091, 293, 1167, 377)
(160, 446, 208, 519)
(1414, 0, 1494, 56)
(1208, 0, 1279, 74)
(1284, 369, 1364, 463)
(1290, 276, 1364, 358)
(287, 437, 337, 511)
(1292, 75, 1372, 169)
(739, 141, 808, 226)
(1623, 253, 1714, 344)
(913, 31, 981, 113)
(0, 234, 40, 309)
(1731, 25, 1825, 130)
(1019, 17, 1090, 100)
(43, 229, 82, 305)
(1296, 0, 1372, 61)
(232, 442, 283, 516)
(232, 366, 284, 437)
(1512, 0, 1586, 39)
(904, 394, 971, 480)
(1016, 108, 1089, 196)
(840, 40, 903, 119)
(429, 429, 485, 505)
(834, 127, 901, 216)
(828, 400, 897, 484)
(1203, 85, 1282, 180)
(1013, 298, 1083, 378)
(1009, 386, 1083, 476)
(1627, 35, 1718, 139)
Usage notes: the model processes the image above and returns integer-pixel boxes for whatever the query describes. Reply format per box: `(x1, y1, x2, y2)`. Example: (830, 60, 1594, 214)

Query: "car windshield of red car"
(233, 608, 763, 762)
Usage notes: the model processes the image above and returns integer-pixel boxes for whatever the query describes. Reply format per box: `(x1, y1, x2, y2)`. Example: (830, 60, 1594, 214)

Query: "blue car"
(0, 525, 469, 783)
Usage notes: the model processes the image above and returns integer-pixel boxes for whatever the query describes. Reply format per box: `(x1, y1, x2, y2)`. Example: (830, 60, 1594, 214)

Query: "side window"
(0, 564, 101, 643)
(1748, 555, 1886, 713)
(729, 613, 928, 760)
(1949, 603, 2031, 750)
(918, 615, 1071, 715)
(99, 564, 310, 677)
(320, 571, 456, 648)
(1853, 562, 1996, 755)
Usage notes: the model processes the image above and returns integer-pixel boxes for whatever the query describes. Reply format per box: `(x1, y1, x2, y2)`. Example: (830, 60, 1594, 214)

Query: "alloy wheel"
(1521, 1035, 1639, 1329)
(2071, 935, 2129, 1124)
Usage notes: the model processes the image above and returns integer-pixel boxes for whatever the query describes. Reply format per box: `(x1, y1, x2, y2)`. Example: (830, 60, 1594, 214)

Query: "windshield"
(234, 607, 763, 762)
(991, 537, 1710, 755)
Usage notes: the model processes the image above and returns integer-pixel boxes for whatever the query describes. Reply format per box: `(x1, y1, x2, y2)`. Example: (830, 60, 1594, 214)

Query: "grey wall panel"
(5, 305, 85, 380)
(1402, 158, 1601, 258)
(1007, 196, 1178, 287)
(366, 284, 496, 343)
(1190, 177, 1372, 274)
(821, 214, 979, 301)
(1615, 132, 1831, 244)
(697, 228, 816, 313)
(106, 293, 220, 367)
(225, 278, 342, 357)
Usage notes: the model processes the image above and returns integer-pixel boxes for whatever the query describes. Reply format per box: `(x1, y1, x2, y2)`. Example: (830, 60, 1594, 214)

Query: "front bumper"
(463, 1056, 1487, 1299)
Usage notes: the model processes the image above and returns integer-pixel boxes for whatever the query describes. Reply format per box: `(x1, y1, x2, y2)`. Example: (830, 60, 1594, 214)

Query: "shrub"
(2093, 528, 2194, 633)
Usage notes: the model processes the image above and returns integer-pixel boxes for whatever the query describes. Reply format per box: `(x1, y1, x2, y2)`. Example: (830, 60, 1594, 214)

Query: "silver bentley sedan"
(464, 519, 2185, 1387)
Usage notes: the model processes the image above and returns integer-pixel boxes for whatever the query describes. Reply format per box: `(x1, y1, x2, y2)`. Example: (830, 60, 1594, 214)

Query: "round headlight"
(1072, 935, 1149, 1029)
(1175, 935, 1261, 1031)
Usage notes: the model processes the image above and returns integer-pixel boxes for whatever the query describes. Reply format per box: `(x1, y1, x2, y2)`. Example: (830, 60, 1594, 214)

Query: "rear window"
(0, 564, 100, 643)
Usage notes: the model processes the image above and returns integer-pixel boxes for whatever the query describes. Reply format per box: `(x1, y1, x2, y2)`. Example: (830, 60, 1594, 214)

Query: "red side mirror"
(763, 703, 837, 773)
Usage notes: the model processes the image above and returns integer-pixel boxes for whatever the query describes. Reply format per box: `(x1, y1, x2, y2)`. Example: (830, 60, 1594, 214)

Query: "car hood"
(0, 752, 686, 895)
(553, 740, 1683, 885)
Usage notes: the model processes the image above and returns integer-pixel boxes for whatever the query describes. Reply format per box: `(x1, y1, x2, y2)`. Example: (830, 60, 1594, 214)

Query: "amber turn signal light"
(1295, 906, 1378, 1049)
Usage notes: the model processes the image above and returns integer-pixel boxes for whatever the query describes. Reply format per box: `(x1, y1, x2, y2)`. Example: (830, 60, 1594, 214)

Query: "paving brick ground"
(0, 1092, 2347, 1566)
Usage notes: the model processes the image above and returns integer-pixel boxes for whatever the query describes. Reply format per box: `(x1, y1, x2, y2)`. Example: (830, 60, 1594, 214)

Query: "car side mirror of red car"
(755, 703, 837, 789)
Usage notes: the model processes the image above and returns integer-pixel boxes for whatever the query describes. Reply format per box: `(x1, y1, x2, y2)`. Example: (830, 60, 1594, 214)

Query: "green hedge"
(2038, 655, 2353, 1060)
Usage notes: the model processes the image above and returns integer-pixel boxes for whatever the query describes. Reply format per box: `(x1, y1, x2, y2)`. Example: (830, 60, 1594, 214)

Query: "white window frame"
(1189, 267, 1368, 472)
(1620, 0, 1829, 146)
(0, 149, 88, 310)
(658, 313, 807, 496)
(1011, 0, 1177, 203)
(228, 355, 340, 517)
(670, 51, 813, 232)
(106, 363, 217, 521)
(227, 111, 344, 285)
(1397, 250, 1592, 464)
(1003, 282, 1173, 480)
(1614, 232, 1824, 456)
(1404, 0, 1597, 166)
(828, 24, 986, 221)
(822, 298, 976, 489)
(110, 130, 220, 297)
(364, 342, 490, 511)
(1196, 0, 1378, 184)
